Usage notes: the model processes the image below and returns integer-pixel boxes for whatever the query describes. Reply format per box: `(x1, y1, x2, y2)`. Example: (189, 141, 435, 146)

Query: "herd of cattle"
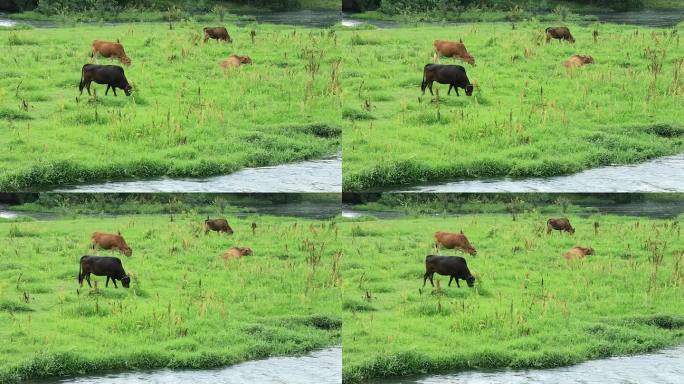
(79, 26, 250, 97)
(423, 217, 594, 289)
(422, 26, 593, 97)
(77, 217, 249, 289)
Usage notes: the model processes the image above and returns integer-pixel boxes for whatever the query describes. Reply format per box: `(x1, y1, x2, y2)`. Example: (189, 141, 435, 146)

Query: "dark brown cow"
(433, 39, 475, 66)
(205, 217, 234, 234)
(563, 246, 595, 260)
(434, 231, 477, 255)
(78, 255, 130, 288)
(91, 231, 132, 256)
(422, 64, 473, 96)
(546, 27, 575, 43)
(79, 64, 132, 97)
(223, 247, 253, 263)
(91, 40, 131, 65)
(547, 218, 575, 234)
(423, 255, 475, 288)
(204, 27, 232, 43)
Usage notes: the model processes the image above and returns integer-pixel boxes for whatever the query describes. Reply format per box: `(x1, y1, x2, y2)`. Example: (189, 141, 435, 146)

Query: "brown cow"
(433, 40, 475, 66)
(563, 55, 595, 68)
(221, 55, 252, 70)
(204, 27, 232, 43)
(547, 218, 575, 234)
(563, 246, 595, 260)
(205, 217, 234, 235)
(546, 27, 575, 43)
(222, 247, 253, 263)
(91, 40, 131, 65)
(91, 231, 132, 257)
(434, 231, 477, 256)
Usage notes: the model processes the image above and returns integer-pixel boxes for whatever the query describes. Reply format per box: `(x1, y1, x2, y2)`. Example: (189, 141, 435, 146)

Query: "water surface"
(36, 347, 341, 384)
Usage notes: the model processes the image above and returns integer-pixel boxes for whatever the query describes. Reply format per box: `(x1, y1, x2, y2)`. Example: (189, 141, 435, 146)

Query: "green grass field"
(0, 22, 341, 190)
(340, 22, 684, 190)
(0, 212, 341, 382)
(340, 211, 684, 382)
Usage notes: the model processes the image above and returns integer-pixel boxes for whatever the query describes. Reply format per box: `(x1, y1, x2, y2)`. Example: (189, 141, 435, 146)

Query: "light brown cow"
(433, 40, 475, 66)
(223, 247, 253, 263)
(563, 246, 595, 260)
(563, 55, 595, 68)
(434, 231, 477, 256)
(221, 55, 252, 70)
(91, 231, 132, 257)
(91, 40, 131, 65)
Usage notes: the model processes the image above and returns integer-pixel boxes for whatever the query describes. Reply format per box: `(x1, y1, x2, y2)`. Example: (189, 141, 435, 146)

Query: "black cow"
(79, 64, 132, 97)
(423, 255, 475, 288)
(421, 64, 473, 96)
(78, 255, 130, 288)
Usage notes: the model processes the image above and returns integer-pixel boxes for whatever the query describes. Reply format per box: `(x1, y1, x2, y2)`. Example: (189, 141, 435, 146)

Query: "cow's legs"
(85, 274, 92, 287)
(105, 276, 110, 287)
(112, 87, 117, 96)
(448, 276, 454, 286)
(112, 279, 118, 288)
(455, 278, 461, 288)
(428, 82, 434, 95)
(448, 85, 453, 95)
(455, 87, 460, 96)
(423, 272, 435, 287)
(105, 85, 110, 95)
(86, 82, 92, 96)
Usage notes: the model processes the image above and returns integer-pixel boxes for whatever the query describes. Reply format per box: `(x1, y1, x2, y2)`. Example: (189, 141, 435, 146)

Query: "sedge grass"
(340, 21, 684, 190)
(340, 210, 684, 382)
(0, 212, 341, 382)
(0, 22, 341, 190)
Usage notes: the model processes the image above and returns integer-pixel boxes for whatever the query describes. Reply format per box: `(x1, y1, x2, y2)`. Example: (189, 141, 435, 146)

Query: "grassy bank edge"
(0, 317, 340, 383)
(342, 331, 684, 384)
(0, 144, 339, 191)
(342, 143, 684, 192)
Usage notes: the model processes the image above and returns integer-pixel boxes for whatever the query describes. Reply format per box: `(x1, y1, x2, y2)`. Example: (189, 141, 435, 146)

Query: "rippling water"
(397, 153, 684, 193)
(34, 347, 341, 384)
(52, 153, 341, 193)
(368, 345, 684, 384)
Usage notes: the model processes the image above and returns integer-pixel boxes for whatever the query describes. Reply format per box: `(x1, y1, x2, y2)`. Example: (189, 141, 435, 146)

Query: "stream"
(395, 152, 684, 193)
(34, 347, 341, 384)
(367, 345, 684, 384)
(51, 152, 341, 193)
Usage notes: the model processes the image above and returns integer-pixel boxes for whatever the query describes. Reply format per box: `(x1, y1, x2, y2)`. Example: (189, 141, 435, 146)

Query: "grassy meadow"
(340, 211, 684, 382)
(0, 212, 341, 382)
(0, 22, 341, 190)
(340, 22, 684, 190)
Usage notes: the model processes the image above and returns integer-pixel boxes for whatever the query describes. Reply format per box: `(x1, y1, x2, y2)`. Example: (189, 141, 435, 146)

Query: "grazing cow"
(434, 230, 477, 255)
(91, 40, 131, 65)
(547, 218, 575, 234)
(203, 27, 232, 43)
(433, 40, 475, 66)
(78, 255, 130, 288)
(221, 55, 252, 69)
(423, 255, 475, 288)
(79, 64, 132, 97)
(563, 246, 595, 260)
(421, 64, 474, 96)
(563, 55, 595, 68)
(223, 247, 253, 262)
(546, 27, 575, 43)
(205, 217, 234, 235)
(91, 231, 132, 256)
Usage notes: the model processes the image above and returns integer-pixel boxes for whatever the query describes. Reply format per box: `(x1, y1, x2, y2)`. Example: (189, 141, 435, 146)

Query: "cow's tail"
(79, 65, 87, 93)
(421, 64, 430, 91)
(78, 256, 84, 284)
